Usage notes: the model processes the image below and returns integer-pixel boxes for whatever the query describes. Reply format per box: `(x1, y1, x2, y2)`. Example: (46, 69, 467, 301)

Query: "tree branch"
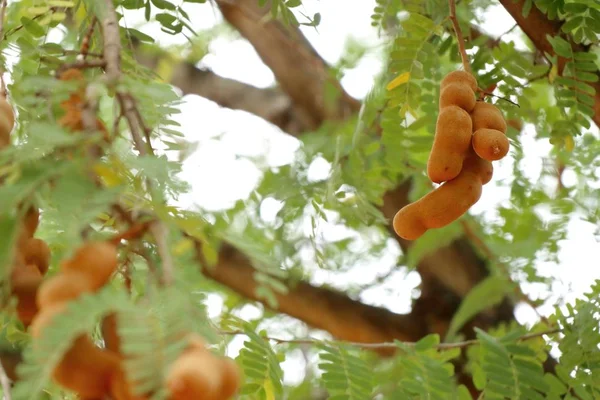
(196, 242, 426, 355)
(131, 41, 306, 134)
(215, 0, 361, 129)
(498, 0, 600, 128)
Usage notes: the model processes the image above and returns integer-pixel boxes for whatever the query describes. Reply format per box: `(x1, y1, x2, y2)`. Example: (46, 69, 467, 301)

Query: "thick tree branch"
(198, 243, 426, 353)
(215, 0, 361, 129)
(131, 42, 305, 135)
(499, 0, 600, 128)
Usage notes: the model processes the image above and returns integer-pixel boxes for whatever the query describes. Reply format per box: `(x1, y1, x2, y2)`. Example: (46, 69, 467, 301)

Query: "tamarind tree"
(0, 0, 599, 399)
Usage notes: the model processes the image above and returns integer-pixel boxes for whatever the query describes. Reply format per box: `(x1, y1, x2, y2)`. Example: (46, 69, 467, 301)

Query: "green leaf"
(546, 35, 572, 58)
(415, 334, 440, 351)
(446, 276, 512, 341)
(150, 0, 176, 9)
(20, 17, 46, 37)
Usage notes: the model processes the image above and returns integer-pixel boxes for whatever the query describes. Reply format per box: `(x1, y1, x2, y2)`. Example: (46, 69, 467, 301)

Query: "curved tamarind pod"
(23, 238, 51, 275)
(394, 154, 489, 240)
(473, 128, 510, 161)
(36, 271, 94, 309)
(11, 264, 43, 326)
(166, 349, 224, 400)
(61, 241, 118, 289)
(52, 336, 119, 399)
(441, 70, 478, 92)
(427, 105, 473, 183)
(23, 206, 40, 238)
(439, 82, 476, 112)
(471, 101, 507, 133)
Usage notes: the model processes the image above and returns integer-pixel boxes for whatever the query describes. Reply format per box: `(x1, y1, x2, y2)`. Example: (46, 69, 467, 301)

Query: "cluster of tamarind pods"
(1, 71, 241, 399)
(393, 71, 510, 240)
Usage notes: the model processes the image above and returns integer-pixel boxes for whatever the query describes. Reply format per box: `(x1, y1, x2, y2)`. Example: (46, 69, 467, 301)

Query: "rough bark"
(199, 243, 427, 351)
(499, 0, 600, 128)
(216, 0, 361, 127)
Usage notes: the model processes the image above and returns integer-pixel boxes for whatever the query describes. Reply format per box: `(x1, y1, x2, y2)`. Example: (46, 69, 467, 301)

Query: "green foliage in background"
(0, 0, 599, 399)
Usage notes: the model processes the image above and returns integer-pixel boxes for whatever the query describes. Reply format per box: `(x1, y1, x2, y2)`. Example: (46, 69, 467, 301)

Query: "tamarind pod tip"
(393, 206, 427, 241)
(472, 129, 510, 162)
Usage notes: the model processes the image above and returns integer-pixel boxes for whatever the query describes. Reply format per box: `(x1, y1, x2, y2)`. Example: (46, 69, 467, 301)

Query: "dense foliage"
(0, 0, 599, 399)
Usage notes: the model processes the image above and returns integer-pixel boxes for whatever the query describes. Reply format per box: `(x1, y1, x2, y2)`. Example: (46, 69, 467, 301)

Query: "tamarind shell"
(23, 238, 51, 275)
(36, 271, 94, 309)
(427, 105, 473, 183)
(52, 336, 119, 399)
(473, 128, 510, 161)
(61, 241, 118, 289)
(439, 82, 476, 112)
(471, 101, 507, 133)
(166, 350, 224, 400)
(394, 153, 489, 240)
(441, 70, 478, 92)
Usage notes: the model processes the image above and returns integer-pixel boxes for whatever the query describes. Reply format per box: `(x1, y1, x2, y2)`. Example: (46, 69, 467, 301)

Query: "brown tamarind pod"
(472, 128, 510, 161)
(427, 105, 473, 183)
(22, 206, 40, 238)
(507, 118, 523, 132)
(11, 265, 43, 326)
(394, 153, 489, 240)
(61, 241, 118, 289)
(441, 70, 478, 92)
(51, 336, 119, 399)
(23, 238, 51, 275)
(36, 271, 94, 309)
(101, 313, 121, 355)
(439, 82, 476, 112)
(110, 367, 148, 400)
(0, 96, 15, 149)
(166, 350, 224, 400)
(219, 358, 241, 399)
(29, 303, 67, 338)
(470, 101, 507, 133)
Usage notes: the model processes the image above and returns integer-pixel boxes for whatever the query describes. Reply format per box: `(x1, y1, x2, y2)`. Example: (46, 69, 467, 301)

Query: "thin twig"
(219, 327, 561, 350)
(477, 89, 520, 107)
(149, 221, 174, 285)
(100, 0, 174, 285)
(0, 358, 12, 400)
(101, 0, 120, 85)
(448, 0, 471, 73)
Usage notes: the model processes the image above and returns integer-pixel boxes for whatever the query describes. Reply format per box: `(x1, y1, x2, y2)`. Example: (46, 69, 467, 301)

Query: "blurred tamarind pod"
(60, 241, 118, 289)
(57, 68, 110, 141)
(165, 334, 241, 400)
(22, 238, 51, 275)
(0, 95, 15, 149)
(10, 263, 43, 326)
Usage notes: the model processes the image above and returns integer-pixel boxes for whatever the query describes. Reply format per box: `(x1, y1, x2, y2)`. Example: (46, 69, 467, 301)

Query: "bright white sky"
(11, 0, 598, 387)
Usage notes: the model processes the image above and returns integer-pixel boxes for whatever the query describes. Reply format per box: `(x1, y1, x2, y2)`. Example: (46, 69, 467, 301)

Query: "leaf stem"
(219, 327, 560, 351)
